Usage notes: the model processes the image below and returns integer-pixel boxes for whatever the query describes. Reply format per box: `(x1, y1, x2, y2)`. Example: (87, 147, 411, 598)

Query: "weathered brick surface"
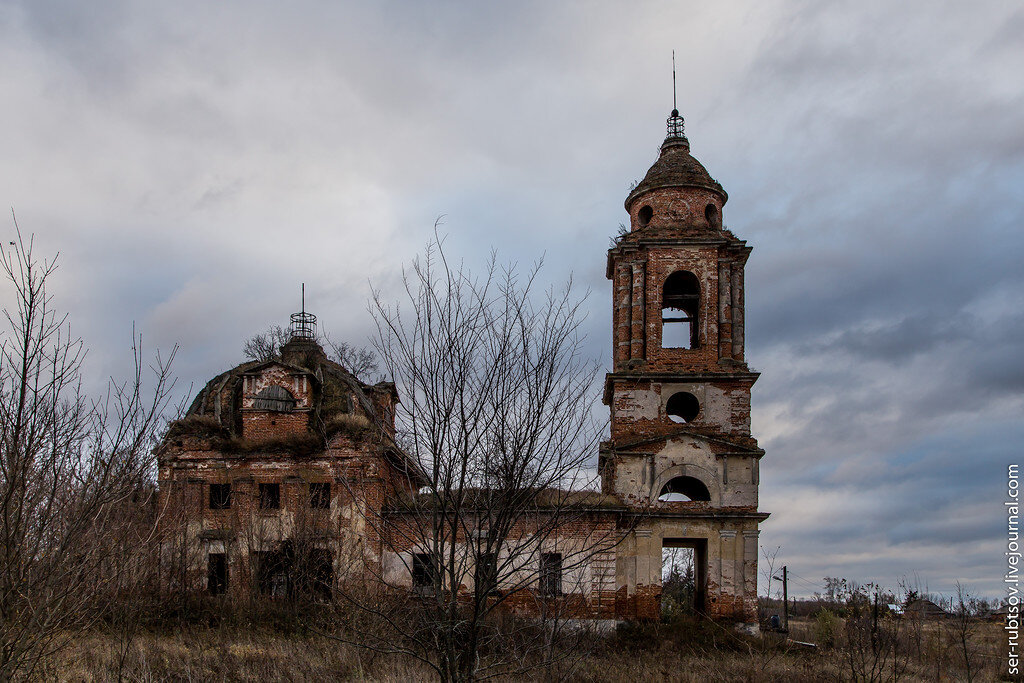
(157, 120, 766, 627)
(602, 128, 767, 626)
(241, 411, 310, 440)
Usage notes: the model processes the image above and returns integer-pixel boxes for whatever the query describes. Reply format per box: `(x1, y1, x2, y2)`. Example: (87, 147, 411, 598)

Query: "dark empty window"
(476, 553, 498, 596)
(254, 550, 290, 597)
(208, 553, 227, 595)
(412, 552, 437, 593)
(662, 271, 700, 349)
(253, 385, 296, 412)
(666, 392, 700, 424)
(638, 204, 653, 227)
(209, 483, 231, 510)
(705, 203, 721, 229)
(658, 476, 711, 502)
(540, 553, 563, 597)
(259, 483, 280, 510)
(309, 482, 330, 509)
(303, 548, 333, 600)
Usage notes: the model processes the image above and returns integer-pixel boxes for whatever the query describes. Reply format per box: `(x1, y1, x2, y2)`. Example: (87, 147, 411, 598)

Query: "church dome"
(625, 112, 727, 212)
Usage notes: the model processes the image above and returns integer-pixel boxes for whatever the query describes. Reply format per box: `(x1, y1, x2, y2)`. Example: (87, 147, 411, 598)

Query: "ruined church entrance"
(661, 538, 707, 618)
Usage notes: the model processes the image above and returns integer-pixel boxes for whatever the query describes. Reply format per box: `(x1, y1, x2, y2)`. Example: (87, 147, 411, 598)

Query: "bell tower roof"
(624, 109, 727, 212)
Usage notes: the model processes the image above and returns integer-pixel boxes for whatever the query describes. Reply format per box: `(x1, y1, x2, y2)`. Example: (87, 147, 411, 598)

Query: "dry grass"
(48, 627, 434, 682)
(40, 617, 1014, 682)
(323, 413, 371, 439)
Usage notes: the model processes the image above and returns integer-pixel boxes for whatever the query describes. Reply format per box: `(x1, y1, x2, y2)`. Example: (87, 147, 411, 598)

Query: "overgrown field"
(40, 617, 1013, 682)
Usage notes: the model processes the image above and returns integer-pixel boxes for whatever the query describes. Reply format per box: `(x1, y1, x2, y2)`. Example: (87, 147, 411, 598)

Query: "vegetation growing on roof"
(212, 433, 325, 457)
(322, 413, 371, 440)
(388, 487, 623, 511)
(181, 339, 386, 443)
(165, 415, 230, 441)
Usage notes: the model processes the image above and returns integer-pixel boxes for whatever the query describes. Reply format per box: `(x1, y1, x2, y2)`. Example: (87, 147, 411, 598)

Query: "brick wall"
(241, 410, 310, 440)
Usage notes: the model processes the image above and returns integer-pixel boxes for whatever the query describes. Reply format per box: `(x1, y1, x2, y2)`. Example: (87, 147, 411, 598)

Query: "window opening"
(475, 552, 498, 596)
(255, 549, 291, 597)
(253, 384, 296, 412)
(412, 552, 437, 593)
(638, 205, 653, 227)
(540, 552, 563, 597)
(209, 483, 231, 510)
(208, 553, 228, 595)
(259, 483, 280, 510)
(705, 203, 720, 229)
(302, 548, 333, 600)
(666, 392, 700, 423)
(662, 271, 699, 349)
(309, 482, 331, 509)
(658, 476, 711, 502)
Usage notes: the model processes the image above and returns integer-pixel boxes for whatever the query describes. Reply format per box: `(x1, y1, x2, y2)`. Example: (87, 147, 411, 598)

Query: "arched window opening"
(658, 476, 711, 502)
(254, 385, 296, 412)
(662, 271, 699, 349)
(638, 205, 653, 227)
(705, 203, 720, 230)
(666, 392, 699, 424)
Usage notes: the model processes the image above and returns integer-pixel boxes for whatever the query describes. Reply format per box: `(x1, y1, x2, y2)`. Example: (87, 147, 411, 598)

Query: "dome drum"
(629, 187, 725, 233)
(625, 136, 728, 215)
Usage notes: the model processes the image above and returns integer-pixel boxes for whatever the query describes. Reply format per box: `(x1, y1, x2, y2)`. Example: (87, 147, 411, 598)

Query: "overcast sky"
(1, 0, 1021, 600)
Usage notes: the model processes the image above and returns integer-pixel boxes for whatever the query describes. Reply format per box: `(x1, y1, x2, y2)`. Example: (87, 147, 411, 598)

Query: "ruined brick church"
(157, 109, 767, 627)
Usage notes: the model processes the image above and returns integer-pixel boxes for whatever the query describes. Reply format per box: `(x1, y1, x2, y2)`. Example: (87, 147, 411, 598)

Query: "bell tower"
(601, 108, 767, 625)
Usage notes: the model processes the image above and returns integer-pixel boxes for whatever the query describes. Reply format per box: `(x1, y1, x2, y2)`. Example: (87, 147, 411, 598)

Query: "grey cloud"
(0, 0, 1019, 599)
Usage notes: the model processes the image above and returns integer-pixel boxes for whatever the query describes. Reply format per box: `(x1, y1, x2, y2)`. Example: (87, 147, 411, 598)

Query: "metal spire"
(290, 283, 317, 340)
(672, 49, 677, 114)
(666, 51, 685, 139)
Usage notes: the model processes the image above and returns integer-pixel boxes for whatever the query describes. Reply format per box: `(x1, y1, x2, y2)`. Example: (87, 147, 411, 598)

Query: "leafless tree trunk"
(331, 233, 625, 682)
(840, 582, 910, 683)
(759, 545, 781, 623)
(0, 225, 176, 679)
(946, 581, 982, 682)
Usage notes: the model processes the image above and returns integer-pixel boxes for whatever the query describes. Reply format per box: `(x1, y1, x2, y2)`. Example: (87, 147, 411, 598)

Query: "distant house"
(988, 604, 1012, 623)
(904, 599, 949, 619)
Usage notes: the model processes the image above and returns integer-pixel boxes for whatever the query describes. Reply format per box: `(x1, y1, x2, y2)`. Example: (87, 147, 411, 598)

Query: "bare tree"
(661, 547, 696, 620)
(324, 338, 380, 381)
(840, 581, 909, 683)
(243, 324, 290, 362)
(945, 581, 983, 682)
(0, 226, 176, 678)
(243, 326, 379, 381)
(759, 545, 781, 619)
(331, 235, 623, 682)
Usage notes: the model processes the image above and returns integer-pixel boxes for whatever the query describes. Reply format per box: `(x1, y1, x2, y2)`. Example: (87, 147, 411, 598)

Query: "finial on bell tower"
(666, 50, 686, 140)
(672, 49, 677, 112)
(289, 283, 317, 340)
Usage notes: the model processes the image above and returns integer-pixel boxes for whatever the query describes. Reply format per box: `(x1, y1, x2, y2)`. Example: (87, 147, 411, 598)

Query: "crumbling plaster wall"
(616, 519, 759, 622)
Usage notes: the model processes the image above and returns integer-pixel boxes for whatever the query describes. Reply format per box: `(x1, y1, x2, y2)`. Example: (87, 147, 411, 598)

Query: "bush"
(812, 608, 841, 648)
(323, 413, 371, 440)
(214, 433, 324, 457)
(166, 415, 230, 441)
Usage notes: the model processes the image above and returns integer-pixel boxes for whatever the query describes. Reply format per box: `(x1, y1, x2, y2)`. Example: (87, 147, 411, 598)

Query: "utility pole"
(782, 565, 789, 633)
(773, 566, 790, 632)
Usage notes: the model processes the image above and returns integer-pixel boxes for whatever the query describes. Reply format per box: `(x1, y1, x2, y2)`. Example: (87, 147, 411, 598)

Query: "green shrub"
(813, 608, 841, 648)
